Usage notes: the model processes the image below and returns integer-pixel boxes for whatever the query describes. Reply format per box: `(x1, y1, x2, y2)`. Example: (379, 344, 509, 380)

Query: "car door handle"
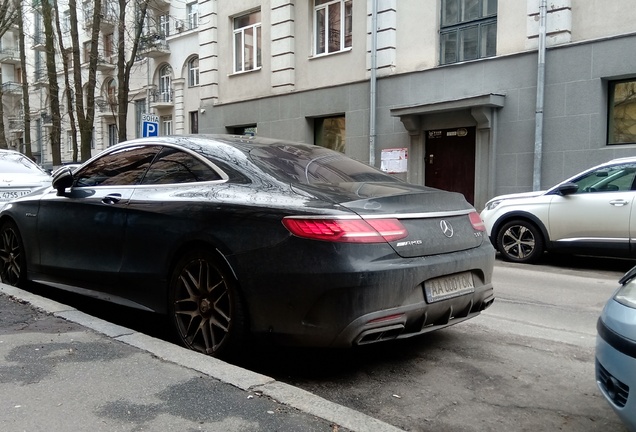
(102, 194, 122, 205)
(609, 199, 629, 207)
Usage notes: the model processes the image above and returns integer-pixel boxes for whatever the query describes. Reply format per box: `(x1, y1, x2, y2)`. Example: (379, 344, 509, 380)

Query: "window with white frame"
(162, 116, 173, 135)
(108, 124, 117, 147)
(314, 0, 352, 56)
(440, 0, 497, 65)
(188, 57, 199, 86)
(187, 2, 199, 30)
(66, 130, 73, 153)
(233, 10, 261, 73)
(160, 14, 170, 36)
(159, 65, 172, 102)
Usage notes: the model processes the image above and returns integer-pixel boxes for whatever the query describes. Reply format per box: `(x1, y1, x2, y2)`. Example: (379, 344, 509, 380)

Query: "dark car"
(0, 135, 495, 357)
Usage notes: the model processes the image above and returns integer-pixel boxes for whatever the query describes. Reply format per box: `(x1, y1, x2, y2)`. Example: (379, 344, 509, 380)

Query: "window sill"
(229, 67, 262, 77)
(309, 47, 352, 60)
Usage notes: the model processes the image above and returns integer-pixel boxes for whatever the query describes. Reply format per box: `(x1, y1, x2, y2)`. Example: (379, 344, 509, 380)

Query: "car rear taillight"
(469, 211, 486, 231)
(282, 217, 408, 243)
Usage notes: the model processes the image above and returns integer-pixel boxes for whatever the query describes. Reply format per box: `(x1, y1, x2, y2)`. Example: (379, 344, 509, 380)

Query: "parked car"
(0, 135, 495, 358)
(0, 149, 51, 203)
(481, 157, 636, 263)
(596, 266, 636, 432)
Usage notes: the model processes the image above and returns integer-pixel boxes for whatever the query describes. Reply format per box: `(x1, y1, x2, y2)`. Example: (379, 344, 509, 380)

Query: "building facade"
(197, 0, 636, 210)
(2, 0, 636, 210)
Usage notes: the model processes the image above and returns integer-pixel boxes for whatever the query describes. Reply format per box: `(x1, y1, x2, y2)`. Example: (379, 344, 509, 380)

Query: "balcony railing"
(0, 47, 21, 64)
(149, 88, 174, 108)
(138, 34, 170, 58)
(2, 81, 22, 95)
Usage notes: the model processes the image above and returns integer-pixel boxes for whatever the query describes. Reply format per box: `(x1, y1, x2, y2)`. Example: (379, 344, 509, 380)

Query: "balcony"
(95, 95, 118, 116)
(96, 53, 116, 72)
(0, 47, 21, 64)
(149, 0, 170, 10)
(84, 1, 118, 32)
(33, 69, 48, 88)
(32, 33, 46, 51)
(8, 118, 24, 135)
(149, 88, 174, 109)
(138, 34, 170, 58)
(2, 81, 22, 96)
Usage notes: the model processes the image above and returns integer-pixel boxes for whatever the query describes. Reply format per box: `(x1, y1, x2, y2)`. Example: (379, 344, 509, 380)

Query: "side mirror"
(52, 167, 74, 196)
(557, 182, 578, 196)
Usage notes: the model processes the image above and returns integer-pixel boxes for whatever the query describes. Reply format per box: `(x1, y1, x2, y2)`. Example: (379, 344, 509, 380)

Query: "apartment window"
(231, 125, 257, 136)
(159, 65, 172, 102)
(62, 10, 71, 32)
(83, 41, 92, 63)
(187, 2, 199, 30)
(188, 57, 199, 86)
(233, 11, 261, 73)
(106, 78, 117, 106)
(314, 0, 352, 56)
(108, 124, 118, 147)
(608, 79, 636, 145)
(160, 14, 170, 36)
(135, 99, 146, 138)
(162, 116, 173, 135)
(103, 33, 113, 59)
(66, 130, 73, 154)
(315, 116, 345, 153)
(440, 0, 497, 65)
(190, 111, 198, 133)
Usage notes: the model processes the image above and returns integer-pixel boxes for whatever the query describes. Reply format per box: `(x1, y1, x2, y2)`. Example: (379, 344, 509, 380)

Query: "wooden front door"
(424, 127, 476, 205)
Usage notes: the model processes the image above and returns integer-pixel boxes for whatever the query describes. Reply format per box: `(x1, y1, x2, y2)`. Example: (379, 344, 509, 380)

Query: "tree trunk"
(15, 0, 32, 158)
(41, 0, 61, 166)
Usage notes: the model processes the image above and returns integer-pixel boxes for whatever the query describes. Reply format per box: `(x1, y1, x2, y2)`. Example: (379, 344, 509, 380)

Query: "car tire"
(496, 219, 544, 264)
(0, 220, 27, 287)
(168, 250, 248, 358)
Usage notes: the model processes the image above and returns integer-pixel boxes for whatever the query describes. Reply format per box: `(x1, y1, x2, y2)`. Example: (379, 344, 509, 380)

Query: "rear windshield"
(0, 153, 47, 174)
(249, 144, 400, 185)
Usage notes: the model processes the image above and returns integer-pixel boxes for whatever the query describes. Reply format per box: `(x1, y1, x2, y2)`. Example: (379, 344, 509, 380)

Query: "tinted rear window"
(249, 144, 400, 185)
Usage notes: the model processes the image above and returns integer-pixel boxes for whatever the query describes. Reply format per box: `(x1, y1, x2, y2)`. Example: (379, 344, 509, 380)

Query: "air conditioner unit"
(175, 20, 184, 31)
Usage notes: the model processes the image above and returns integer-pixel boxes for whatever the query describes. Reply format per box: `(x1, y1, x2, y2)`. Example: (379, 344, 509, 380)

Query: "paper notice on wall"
(380, 148, 408, 173)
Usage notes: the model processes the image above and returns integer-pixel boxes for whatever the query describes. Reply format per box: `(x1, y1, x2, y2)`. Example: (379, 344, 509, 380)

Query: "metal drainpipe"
(533, 0, 547, 191)
(369, 0, 378, 166)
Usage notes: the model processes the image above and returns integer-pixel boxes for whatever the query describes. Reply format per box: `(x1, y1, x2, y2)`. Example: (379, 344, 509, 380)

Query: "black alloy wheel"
(0, 221, 26, 287)
(168, 250, 247, 357)
(496, 219, 544, 264)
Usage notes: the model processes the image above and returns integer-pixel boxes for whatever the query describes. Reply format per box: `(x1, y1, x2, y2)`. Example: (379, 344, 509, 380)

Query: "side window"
(573, 164, 636, 193)
(141, 147, 222, 185)
(74, 146, 161, 187)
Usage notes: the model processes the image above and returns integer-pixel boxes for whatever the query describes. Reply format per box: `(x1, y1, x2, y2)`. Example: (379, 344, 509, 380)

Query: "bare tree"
(15, 0, 32, 159)
(40, 0, 61, 166)
(68, 0, 102, 161)
(117, 0, 149, 142)
(0, 0, 18, 150)
(53, 4, 79, 162)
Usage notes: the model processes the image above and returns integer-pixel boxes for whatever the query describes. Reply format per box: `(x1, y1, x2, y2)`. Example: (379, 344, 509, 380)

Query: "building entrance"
(424, 127, 476, 205)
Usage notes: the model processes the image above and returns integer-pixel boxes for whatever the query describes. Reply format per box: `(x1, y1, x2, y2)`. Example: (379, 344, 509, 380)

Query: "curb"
(0, 284, 404, 432)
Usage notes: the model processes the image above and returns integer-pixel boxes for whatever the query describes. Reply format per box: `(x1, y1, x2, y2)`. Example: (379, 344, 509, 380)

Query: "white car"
(480, 157, 636, 263)
(0, 150, 51, 203)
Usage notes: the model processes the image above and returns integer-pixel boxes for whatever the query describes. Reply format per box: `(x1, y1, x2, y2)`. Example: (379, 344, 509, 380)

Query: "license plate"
(425, 272, 475, 303)
(0, 190, 31, 201)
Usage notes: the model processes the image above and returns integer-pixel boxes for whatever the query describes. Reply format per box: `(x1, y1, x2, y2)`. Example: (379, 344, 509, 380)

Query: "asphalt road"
(14, 254, 634, 432)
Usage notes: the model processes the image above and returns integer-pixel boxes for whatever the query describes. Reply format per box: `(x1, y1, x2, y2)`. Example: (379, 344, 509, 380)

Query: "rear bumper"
(236, 240, 496, 348)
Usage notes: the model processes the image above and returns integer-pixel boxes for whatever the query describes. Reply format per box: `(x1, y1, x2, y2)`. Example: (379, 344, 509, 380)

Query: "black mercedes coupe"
(0, 135, 495, 357)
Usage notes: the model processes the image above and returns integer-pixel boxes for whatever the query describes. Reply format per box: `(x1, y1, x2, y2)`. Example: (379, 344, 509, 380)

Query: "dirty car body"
(0, 135, 495, 357)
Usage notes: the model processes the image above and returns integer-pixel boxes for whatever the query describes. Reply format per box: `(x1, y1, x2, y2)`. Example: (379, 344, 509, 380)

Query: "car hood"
(0, 172, 51, 187)
(486, 190, 547, 203)
(293, 182, 484, 258)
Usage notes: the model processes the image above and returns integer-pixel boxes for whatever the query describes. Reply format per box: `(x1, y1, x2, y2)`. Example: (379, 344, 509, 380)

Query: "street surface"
(9, 254, 634, 431)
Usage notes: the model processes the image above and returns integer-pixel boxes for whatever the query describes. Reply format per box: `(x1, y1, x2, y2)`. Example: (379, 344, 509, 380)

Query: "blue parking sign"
(143, 121, 158, 137)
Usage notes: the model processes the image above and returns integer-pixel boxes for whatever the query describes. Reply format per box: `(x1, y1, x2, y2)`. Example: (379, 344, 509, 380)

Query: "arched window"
(159, 65, 172, 103)
(188, 57, 199, 87)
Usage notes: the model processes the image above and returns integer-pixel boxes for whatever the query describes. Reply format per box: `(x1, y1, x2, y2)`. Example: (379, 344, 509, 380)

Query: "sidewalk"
(0, 284, 403, 432)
